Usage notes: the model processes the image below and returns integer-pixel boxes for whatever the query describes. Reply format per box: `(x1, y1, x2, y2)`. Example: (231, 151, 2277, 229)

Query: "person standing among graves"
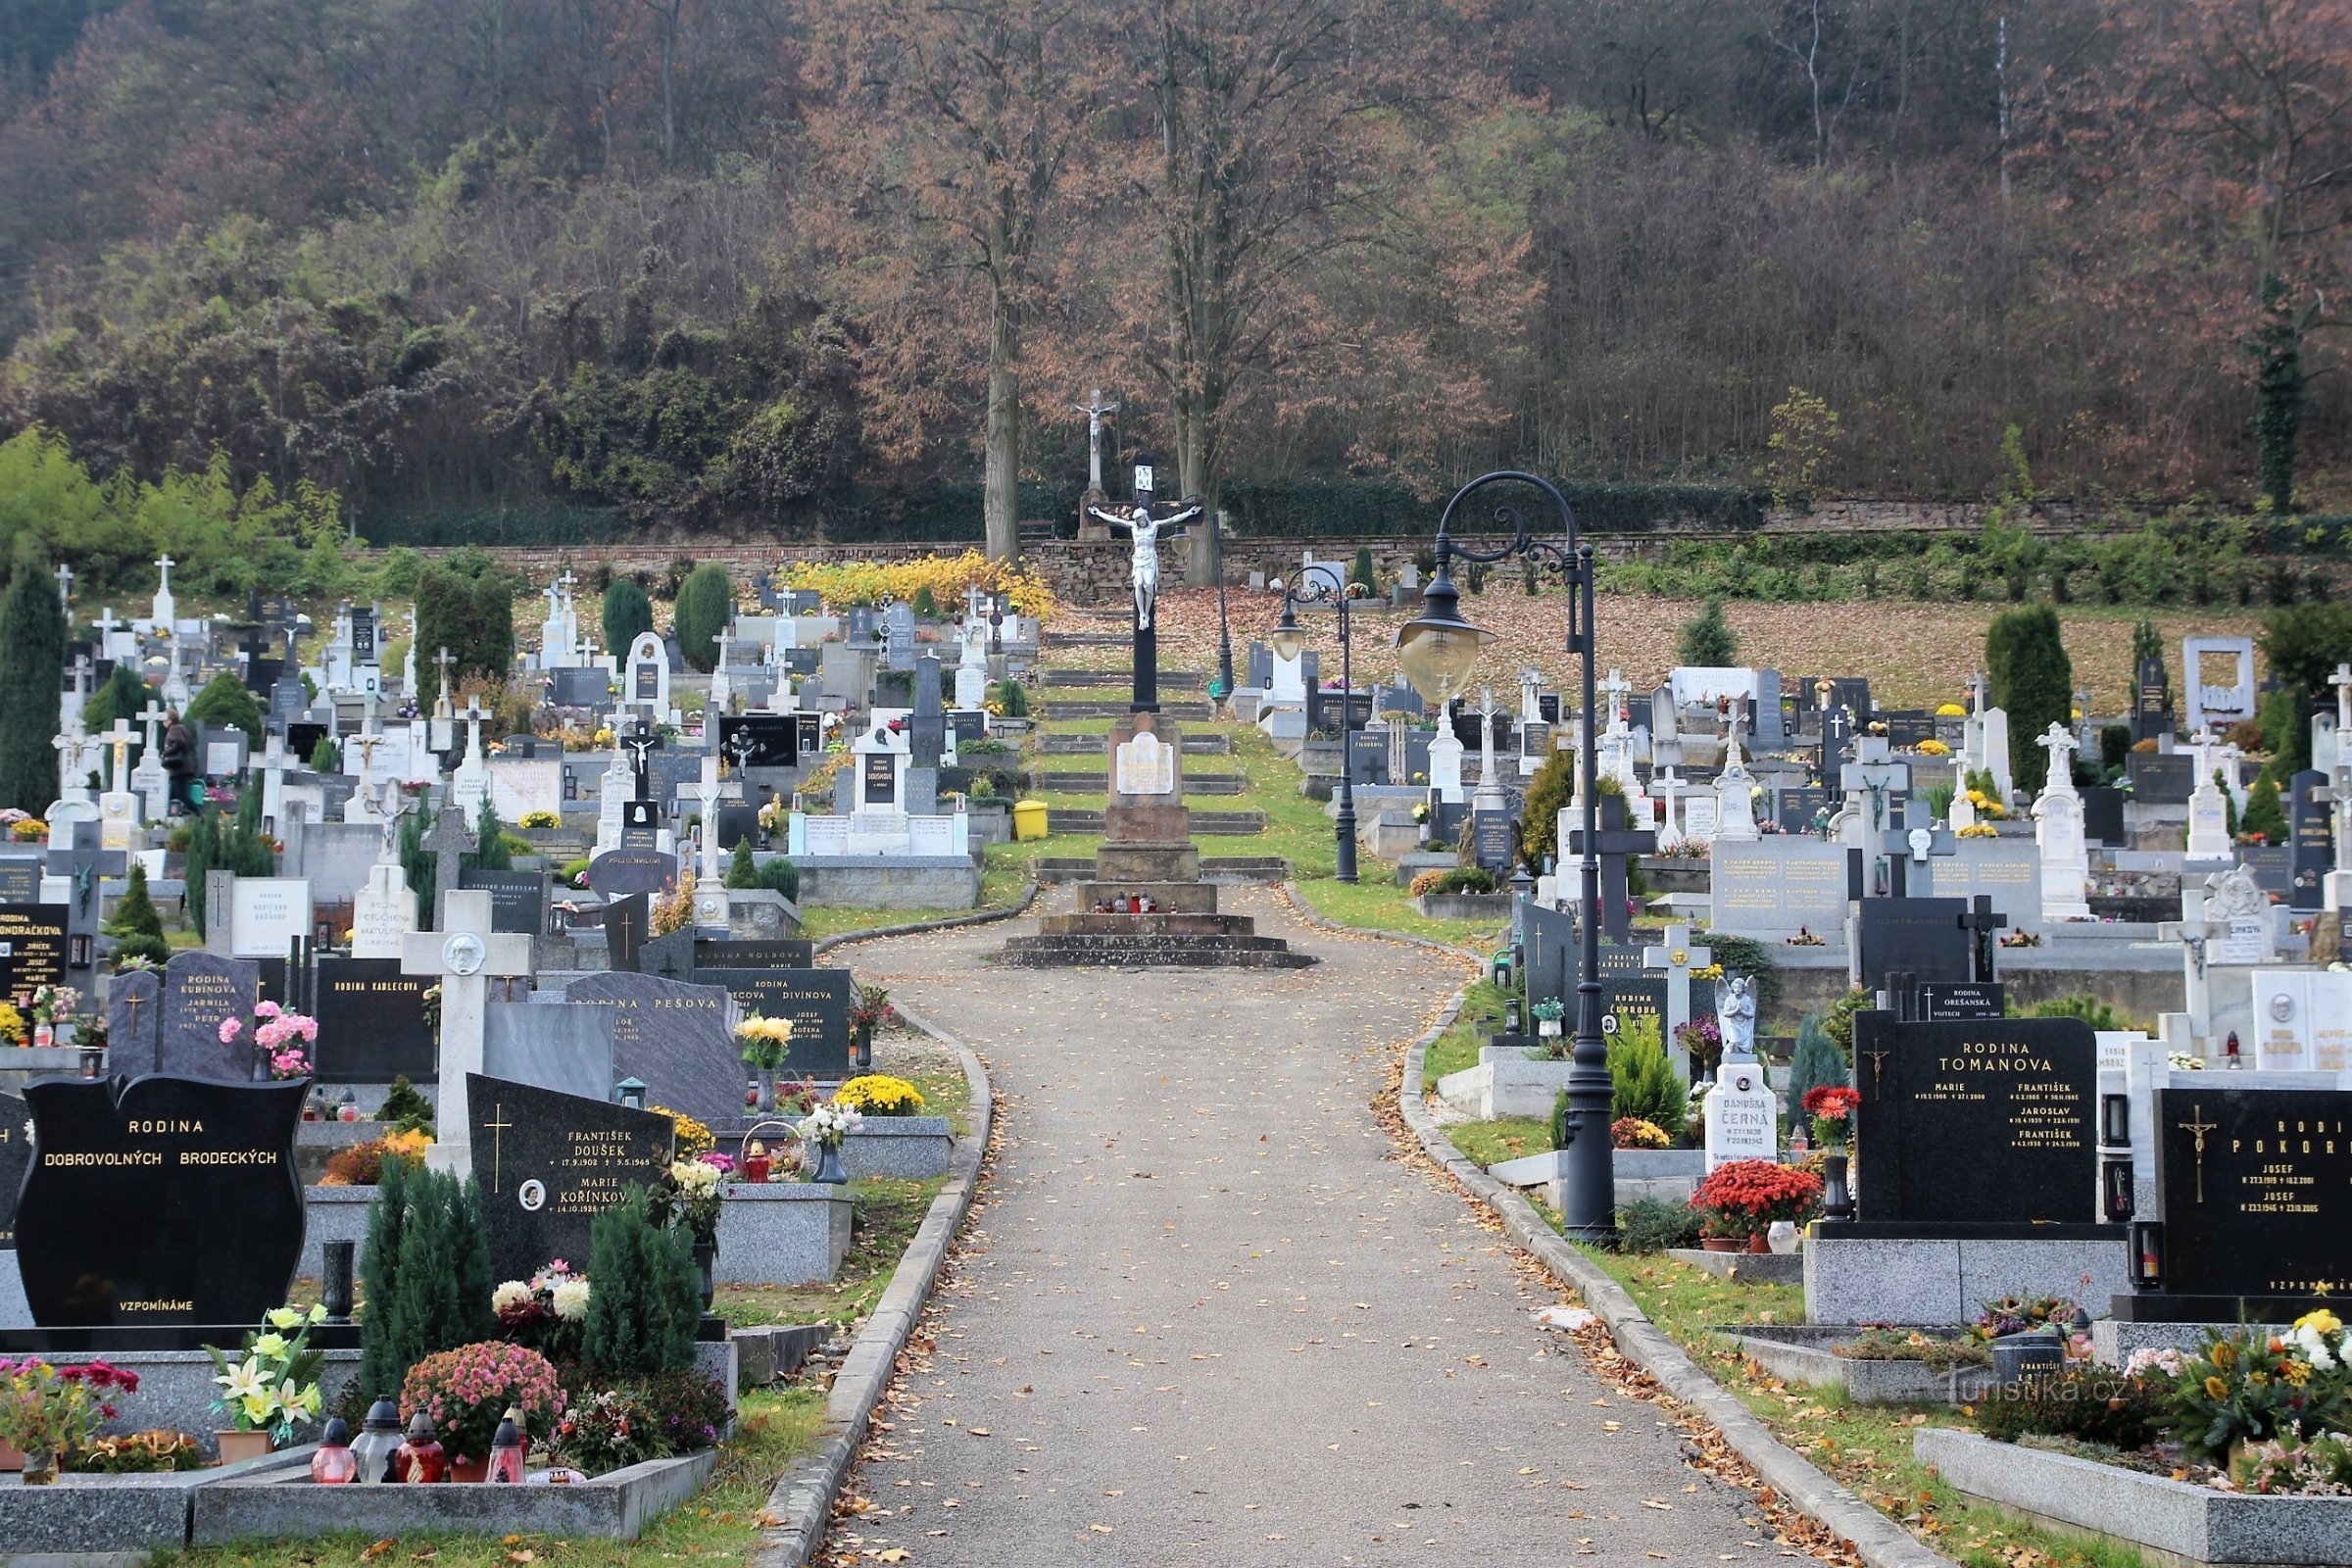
(161, 708, 197, 814)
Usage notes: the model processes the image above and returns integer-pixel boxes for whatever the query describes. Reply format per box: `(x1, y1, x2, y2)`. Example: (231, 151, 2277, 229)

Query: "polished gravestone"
(697, 938, 815, 970)
(16, 1076, 306, 1328)
(466, 1075, 673, 1284)
(692, 968, 856, 1077)
(488, 1001, 618, 1104)
(0, 1089, 26, 1249)
(311, 957, 438, 1082)
(604, 892, 650, 972)
(1854, 897, 1972, 993)
(2127, 752, 2195, 805)
(0, 903, 70, 1006)
(460, 869, 551, 937)
(562, 972, 744, 1131)
(586, 849, 677, 900)
(157, 952, 261, 1081)
(0, 858, 41, 904)
(1850, 1012, 2100, 1227)
(2114, 1086, 2352, 1322)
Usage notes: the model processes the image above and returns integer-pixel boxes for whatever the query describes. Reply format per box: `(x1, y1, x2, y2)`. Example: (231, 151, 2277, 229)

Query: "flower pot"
(812, 1142, 849, 1186)
(18, 1448, 57, 1486)
(1538, 1019, 1562, 1038)
(451, 1457, 491, 1484)
(693, 1239, 717, 1309)
(217, 1430, 274, 1465)
(1700, 1237, 1742, 1253)
(1822, 1152, 1853, 1221)
(0, 1437, 23, 1472)
(1744, 1232, 1772, 1254)
(1767, 1220, 1800, 1254)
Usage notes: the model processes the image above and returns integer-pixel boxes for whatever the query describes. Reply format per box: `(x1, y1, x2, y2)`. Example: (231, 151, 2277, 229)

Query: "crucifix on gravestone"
(100, 717, 137, 797)
(47, 820, 125, 983)
(622, 720, 658, 801)
(1879, 797, 1955, 897)
(1566, 790, 1658, 944)
(1642, 921, 1713, 1075)
(1958, 894, 2008, 983)
(401, 889, 533, 1175)
(431, 645, 457, 716)
(422, 802, 476, 931)
(1840, 734, 1910, 876)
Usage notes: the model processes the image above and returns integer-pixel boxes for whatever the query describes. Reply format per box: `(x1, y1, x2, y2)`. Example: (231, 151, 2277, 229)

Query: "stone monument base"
(1803, 1220, 2131, 1325)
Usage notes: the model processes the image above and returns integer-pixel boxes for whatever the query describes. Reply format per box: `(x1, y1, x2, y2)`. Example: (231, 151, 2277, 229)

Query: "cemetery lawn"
(792, 848, 1032, 940)
(155, 1385, 826, 1568)
(1448, 1114, 1550, 1165)
(714, 1175, 942, 1328)
(1571, 1246, 2149, 1568)
(1421, 979, 1508, 1085)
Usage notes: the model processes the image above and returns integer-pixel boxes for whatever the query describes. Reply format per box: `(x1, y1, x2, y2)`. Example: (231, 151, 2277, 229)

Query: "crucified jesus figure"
(1087, 501, 1201, 631)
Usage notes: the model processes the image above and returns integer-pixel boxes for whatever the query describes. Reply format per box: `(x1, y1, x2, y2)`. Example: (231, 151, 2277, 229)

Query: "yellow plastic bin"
(1013, 799, 1050, 841)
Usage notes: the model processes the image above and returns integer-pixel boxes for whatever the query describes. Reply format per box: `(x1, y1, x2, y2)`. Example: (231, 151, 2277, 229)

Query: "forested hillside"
(0, 0, 2344, 546)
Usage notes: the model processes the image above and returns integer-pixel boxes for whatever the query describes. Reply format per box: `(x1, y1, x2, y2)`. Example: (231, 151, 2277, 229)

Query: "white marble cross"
(1642, 922, 1713, 1073)
(402, 890, 534, 1175)
(2035, 721, 2080, 798)
(101, 718, 137, 794)
(1600, 668, 1631, 722)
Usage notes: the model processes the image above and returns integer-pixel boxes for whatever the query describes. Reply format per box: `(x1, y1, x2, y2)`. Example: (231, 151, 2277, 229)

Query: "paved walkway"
(830, 888, 1772, 1566)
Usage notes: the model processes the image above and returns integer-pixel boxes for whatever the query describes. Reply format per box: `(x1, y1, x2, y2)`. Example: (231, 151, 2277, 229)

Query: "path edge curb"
(1393, 1030, 1959, 1568)
(752, 1009, 993, 1567)
(811, 879, 1040, 956)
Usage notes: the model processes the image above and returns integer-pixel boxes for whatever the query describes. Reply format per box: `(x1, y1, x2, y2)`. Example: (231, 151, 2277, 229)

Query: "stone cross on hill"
(402, 890, 533, 1175)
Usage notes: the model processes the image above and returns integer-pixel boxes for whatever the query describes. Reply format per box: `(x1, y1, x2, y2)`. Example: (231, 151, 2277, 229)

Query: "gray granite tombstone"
(105, 967, 165, 1074)
(486, 1001, 617, 1104)
(882, 603, 915, 670)
(910, 655, 945, 767)
(158, 951, 261, 1081)
(562, 971, 745, 1130)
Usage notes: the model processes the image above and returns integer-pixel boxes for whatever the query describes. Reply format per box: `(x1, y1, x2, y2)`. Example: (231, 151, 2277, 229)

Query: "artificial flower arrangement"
(1675, 1014, 1722, 1073)
(204, 1304, 328, 1445)
(219, 1002, 318, 1080)
(652, 1158, 726, 1247)
(834, 1074, 926, 1117)
(27, 985, 80, 1044)
(1968, 1294, 2076, 1343)
(517, 809, 562, 830)
(1802, 1085, 1860, 1148)
(399, 1342, 565, 1463)
(2168, 1313, 2352, 1466)
(1957, 821, 2000, 838)
(736, 1012, 795, 1070)
(1689, 1158, 1823, 1240)
(492, 1259, 593, 1359)
(849, 984, 896, 1036)
(1529, 999, 1566, 1038)
(0, 1357, 140, 1479)
(1915, 738, 1952, 757)
(796, 1102, 865, 1150)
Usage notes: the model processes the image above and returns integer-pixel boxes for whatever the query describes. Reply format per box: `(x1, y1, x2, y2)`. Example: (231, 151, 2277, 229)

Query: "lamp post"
(1272, 563, 1362, 883)
(1394, 471, 1615, 1240)
(1212, 508, 1236, 705)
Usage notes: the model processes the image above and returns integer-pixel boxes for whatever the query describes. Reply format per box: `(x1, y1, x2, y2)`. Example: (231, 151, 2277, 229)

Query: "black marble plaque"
(693, 967, 856, 1077)
(1471, 810, 1513, 872)
(2150, 1087, 2352, 1302)
(718, 714, 801, 769)
(696, 938, 815, 970)
(1776, 786, 1832, 833)
(0, 904, 69, 1006)
(17, 1076, 307, 1326)
(2290, 768, 2330, 911)
(460, 869, 550, 936)
(1854, 897, 1971, 992)
(861, 752, 898, 805)
(1918, 981, 2007, 1021)
(2081, 785, 2126, 846)
(586, 849, 678, 899)
(0, 858, 40, 904)
(2128, 752, 2194, 805)
(468, 1075, 674, 1284)
(715, 806, 760, 851)
(0, 1090, 27, 1250)
(1853, 1012, 2099, 1227)
(312, 958, 437, 1083)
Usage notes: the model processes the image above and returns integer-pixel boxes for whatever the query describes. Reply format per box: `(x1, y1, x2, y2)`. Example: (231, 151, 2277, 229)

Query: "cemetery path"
(823, 887, 1772, 1567)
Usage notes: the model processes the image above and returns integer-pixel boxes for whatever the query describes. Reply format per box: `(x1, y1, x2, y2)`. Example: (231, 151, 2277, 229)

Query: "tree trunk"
(984, 301, 1021, 562)
(1179, 436, 1216, 587)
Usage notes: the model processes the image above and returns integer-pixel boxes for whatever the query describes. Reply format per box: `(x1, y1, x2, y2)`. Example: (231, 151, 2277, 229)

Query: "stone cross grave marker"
(402, 889, 535, 1176)
(1641, 921, 1712, 1075)
(1879, 797, 1954, 897)
(422, 802, 475, 930)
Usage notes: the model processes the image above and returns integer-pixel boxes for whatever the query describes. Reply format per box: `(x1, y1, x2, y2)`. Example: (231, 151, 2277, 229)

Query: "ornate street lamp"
(1394, 471, 1614, 1240)
(1272, 563, 1363, 883)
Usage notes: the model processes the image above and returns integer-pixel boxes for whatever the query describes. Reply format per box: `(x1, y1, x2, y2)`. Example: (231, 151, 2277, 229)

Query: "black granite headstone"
(0, 858, 41, 904)
(1917, 981, 2007, 1021)
(2242, 845, 2292, 898)
(0, 904, 69, 1006)
(2080, 785, 2126, 846)
(1471, 809, 1514, 873)
(2290, 768, 2329, 911)
(715, 806, 760, 851)
(460, 869, 551, 937)
(586, 848, 678, 899)
(1851, 1012, 2099, 1227)
(2133, 658, 2172, 742)
(467, 1074, 673, 1285)
(1347, 729, 1387, 785)
(692, 967, 856, 1077)
(718, 714, 802, 769)
(0, 1089, 27, 1250)
(312, 958, 438, 1083)
(605, 893, 649, 972)
(697, 938, 815, 969)
(2128, 752, 2194, 805)
(1854, 897, 1972, 993)
(1776, 787, 1832, 833)
(16, 1076, 307, 1326)
(1521, 902, 1577, 1007)
(2134, 1087, 2352, 1312)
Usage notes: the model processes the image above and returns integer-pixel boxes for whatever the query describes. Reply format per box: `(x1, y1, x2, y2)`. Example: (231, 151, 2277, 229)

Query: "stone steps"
(997, 932, 1317, 968)
(1035, 771, 1245, 794)
(1032, 856, 1291, 884)
(1045, 808, 1265, 835)
(1045, 630, 1131, 649)
(1043, 668, 1202, 689)
(1037, 732, 1231, 755)
(1044, 699, 1215, 720)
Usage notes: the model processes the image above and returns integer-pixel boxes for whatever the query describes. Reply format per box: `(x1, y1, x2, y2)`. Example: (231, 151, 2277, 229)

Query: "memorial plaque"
(460, 869, 550, 937)
(1775, 786, 1832, 834)
(605, 893, 649, 973)
(1603, 977, 1668, 1041)
(717, 714, 802, 769)
(1918, 981, 2007, 1021)
(16, 1076, 307, 1326)
(1852, 1012, 2099, 1227)
(696, 938, 815, 970)
(158, 952, 260, 1081)
(2242, 844, 2292, 898)
(562, 972, 745, 1131)
(861, 752, 898, 805)
(0, 858, 41, 904)
(2128, 752, 2194, 805)
(2290, 768, 2330, 910)
(2081, 785, 2126, 846)
(2145, 1087, 2352, 1306)
(228, 878, 313, 959)
(552, 666, 611, 708)
(1855, 897, 1972, 992)
(0, 1089, 27, 1250)
(467, 1075, 673, 1285)
(692, 967, 855, 1076)
(1471, 810, 1514, 872)
(0, 903, 69, 1005)
(585, 849, 678, 899)
(312, 957, 438, 1083)
(1709, 838, 1848, 941)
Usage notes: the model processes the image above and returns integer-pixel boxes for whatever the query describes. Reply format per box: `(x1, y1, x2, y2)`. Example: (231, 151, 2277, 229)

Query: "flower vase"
(693, 1239, 717, 1309)
(853, 1023, 874, 1072)
(813, 1140, 849, 1185)
(217, 1430, 274, 1465)
(1822, 1152, 1853, 1221)
(1767, 1220, 1799, 1254)
(758, 1069, 776, 1113)
(18, 1448, 57, 1486)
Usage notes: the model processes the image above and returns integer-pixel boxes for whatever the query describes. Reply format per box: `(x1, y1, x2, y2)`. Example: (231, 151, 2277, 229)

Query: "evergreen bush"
(725, 839, 760, 890)
(673, 564, 735, 672)
(759, 857, 800, 901)
(994, 679, 1028, 717)
(0, 550, 68, 813)
(602, 578, 655, 659)
(357, 1159, 413, 1401)
(183, 669, 263, 743)
(414, 549, 516, 712)
(1787, 1014, 1848, 1108)
(1515, 747, 1574, 872)
(82, 662, 153, 746)
(105, 861, 166, 944)
(1617, 1195, 1706, 1254)
(375, 1076, 435, 1136)
(1985, 605, 2072, 795)
(363, 1165, 495, 1401)
(1609, 1017, 1688, 1130)
(2241, 769, 2288, 843)
(1350, 547, 1376, 593)
(1676, 596, 1739, 667)
(582, 1187, 702, 1377)
(111, 933, 171, 967)
(465, 798, 512, 872)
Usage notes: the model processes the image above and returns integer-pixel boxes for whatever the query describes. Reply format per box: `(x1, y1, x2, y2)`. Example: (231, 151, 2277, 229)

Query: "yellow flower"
(2204, 1375, 2230, 1399)
(2281, 1359, 2311, 1386)
(2213, 1342, 2237, 1370)
(252, 1333, 287, 1359)
(265, 1306, 304, 1331)
(2297, 1309, 2343, 1336)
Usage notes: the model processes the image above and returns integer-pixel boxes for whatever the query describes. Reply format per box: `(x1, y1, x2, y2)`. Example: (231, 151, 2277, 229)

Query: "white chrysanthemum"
(551, 1278, 593, 1321)
(492, 1280, 532, 1314)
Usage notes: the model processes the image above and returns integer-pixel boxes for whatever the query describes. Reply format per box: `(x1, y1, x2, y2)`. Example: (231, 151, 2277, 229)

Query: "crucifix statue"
(376, 778, 419, 860)
(1072, 388, 1119, 491)
(1958, 894, 2008, 982)
(622, 720, 659, 800)
(1088, 497, 1200, 634)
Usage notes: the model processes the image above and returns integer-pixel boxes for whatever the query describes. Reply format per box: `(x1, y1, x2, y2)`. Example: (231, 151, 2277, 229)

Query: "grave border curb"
(809, 880, 1040, 956)
(1273, 892, 1958, 1568)
(751, 1020, 992, 1568)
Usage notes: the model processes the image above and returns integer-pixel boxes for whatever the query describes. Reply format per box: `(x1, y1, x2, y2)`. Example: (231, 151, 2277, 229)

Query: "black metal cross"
(1566, 793, 1659, 944)
(1957, 894, 2009, 983)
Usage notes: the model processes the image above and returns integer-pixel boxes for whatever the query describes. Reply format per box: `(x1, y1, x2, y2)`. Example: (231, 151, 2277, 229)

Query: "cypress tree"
(1676, 596, 1739, 666)
(0, 549, 67, 813)
(358, 1159, 414, 1400)
(1788, 1014, 1849, 1108)
(382, 1167, 495, 1378)
(582, 1187, 701, 1377)
(672, 564, 735, 673)
(725, 838, 759, 890)
(183, 669, 263, 743)
(602, 578, 654, 659)
(105, 860, 166, 943)
(465, 798, 512, 872)
(1516, 745, 1575, 872)
(1984, 605, 2073, 795)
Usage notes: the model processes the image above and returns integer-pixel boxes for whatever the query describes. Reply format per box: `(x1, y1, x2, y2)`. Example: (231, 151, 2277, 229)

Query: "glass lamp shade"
(1396, 616, 1490, 707)
(1270, 617, 1306, 663)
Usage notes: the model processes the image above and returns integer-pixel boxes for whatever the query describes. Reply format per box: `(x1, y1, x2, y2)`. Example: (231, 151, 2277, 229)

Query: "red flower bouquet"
(1801, 1085, 1860, 1148)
